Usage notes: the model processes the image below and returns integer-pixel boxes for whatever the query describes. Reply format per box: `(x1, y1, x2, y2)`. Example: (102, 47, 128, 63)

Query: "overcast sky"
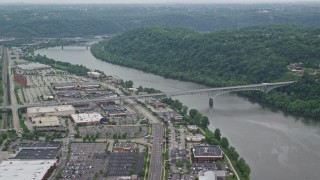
(0, 0, 319, 4)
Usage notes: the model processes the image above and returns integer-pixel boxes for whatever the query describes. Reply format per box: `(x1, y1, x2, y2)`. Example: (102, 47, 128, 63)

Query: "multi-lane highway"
(1, 46, 9, 129)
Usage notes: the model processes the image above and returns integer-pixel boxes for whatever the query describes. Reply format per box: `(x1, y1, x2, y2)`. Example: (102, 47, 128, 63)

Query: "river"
(36, 46, 320, 180)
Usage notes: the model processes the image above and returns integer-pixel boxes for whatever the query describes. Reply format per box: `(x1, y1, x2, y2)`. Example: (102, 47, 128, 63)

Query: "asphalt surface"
(1, 47, 9, 129)
(8, 51, 20, 131)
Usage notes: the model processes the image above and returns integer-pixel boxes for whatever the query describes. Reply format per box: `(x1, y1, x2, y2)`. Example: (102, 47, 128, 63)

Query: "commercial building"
(113, 143, 136, 153)
(15, 62, 53, 75)
(14, 74, 27, 86)
(151, 102, 166, 109)
(103, 105, 128, 118)
(192, 145, 223, 162)
(12, 142, 62, 160)
(71, 113, 104, 125)
(186, 134, 205, 142)
(0, 160, 57, 180)
(187, 125, 199, 131)
(31, 116, 61, 127)
(199, 170, 226, 180)
(87, 71, 106, 78)
(27, 105, 75, 118)
(19, 142, 61, 151)
(51, 82, 100, 90)
(112, 75, 123, 84)
(12, 148, 61, 160)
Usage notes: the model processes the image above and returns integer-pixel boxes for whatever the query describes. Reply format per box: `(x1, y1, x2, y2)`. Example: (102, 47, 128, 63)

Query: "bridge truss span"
(166, 81, 295, 100)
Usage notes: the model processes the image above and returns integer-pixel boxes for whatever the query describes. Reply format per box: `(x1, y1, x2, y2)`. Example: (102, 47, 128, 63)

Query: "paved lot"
(79, 125, 148, 139)
(62, 143, 108, 180)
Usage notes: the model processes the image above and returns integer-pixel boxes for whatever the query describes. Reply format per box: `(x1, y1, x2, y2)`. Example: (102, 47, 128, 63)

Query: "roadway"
(8, 50, 20, 131)
(1, 46, 9, 129)
(106, 83, 164, 180)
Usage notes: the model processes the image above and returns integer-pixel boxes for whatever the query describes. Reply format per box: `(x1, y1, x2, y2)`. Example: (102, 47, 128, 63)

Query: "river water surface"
(36, 46, 320, 180)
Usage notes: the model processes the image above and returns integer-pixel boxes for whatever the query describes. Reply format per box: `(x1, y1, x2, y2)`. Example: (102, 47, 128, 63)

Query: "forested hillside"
(1, 4, 320, 37)
(91, 25, 320, 119)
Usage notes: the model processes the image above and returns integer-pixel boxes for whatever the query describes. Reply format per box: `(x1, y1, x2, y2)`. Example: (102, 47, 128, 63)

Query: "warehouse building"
(15, 62, 53, 75)
(51, 82, 100, 90)
(192, 145, 223, 162)
(71, 113, 104, 125)
(27, 105, 76, 118)
(31, 116, 61, 127)
(0, 160, 57, 180)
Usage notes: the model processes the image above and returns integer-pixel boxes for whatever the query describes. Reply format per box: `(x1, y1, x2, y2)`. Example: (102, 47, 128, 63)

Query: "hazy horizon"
(0, 0, 320, 4)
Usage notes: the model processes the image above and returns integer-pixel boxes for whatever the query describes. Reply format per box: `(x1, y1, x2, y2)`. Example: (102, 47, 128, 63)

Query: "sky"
(0, 0, 319, 4)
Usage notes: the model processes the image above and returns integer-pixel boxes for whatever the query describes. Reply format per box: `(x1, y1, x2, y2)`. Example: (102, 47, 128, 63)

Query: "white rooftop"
(71, 113, 103, 124)
(27, 105, 75, 114)
(32, 116, 60, 127)
(16, 62, 51, 70)
(0, 160, 56, 180)
(199, 170, 215, 180)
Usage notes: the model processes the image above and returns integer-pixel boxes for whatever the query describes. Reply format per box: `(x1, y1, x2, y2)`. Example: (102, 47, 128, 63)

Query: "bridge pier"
(209, 98, 213, 108)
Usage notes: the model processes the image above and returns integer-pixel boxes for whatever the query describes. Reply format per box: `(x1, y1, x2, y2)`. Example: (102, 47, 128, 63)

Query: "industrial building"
(113, 143, 136, 153)
(31, 116, 61, 127)
(0, 160, 57, 180)
(192, 145, 223, 162)
(51, 82, 100, 90)
(71, 113, 104, 125)
(15, 62, 53, 75)
(27, 105, 76, 118)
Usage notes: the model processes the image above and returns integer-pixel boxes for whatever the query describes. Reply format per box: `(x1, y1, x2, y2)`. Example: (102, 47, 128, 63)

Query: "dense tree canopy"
(91, 25, 320, 120)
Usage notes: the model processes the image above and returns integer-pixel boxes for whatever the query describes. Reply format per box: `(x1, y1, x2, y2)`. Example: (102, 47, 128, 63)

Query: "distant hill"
(1, 4, 320, 37)
(91, 25, 320, 120)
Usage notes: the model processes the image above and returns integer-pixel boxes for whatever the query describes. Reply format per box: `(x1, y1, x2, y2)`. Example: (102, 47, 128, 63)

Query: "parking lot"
(78, 125, 148, 139)
(17, 86, 52, 104)
(62, 143, 109, 180)
(60, 142, 145, 179)
(107, 152, 144, 176)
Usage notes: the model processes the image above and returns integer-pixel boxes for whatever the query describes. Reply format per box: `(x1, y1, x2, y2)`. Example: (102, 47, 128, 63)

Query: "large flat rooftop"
(192, 145, 222, 157)
(71, 112, 103, 124)
(31, 116, 61, 127)
(0, 160, 56, 180)
(27, 105, 75, 114)
(20, 142, 61, 149)
(12, 148, 60, 160)
(15, 62, 51, 70)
